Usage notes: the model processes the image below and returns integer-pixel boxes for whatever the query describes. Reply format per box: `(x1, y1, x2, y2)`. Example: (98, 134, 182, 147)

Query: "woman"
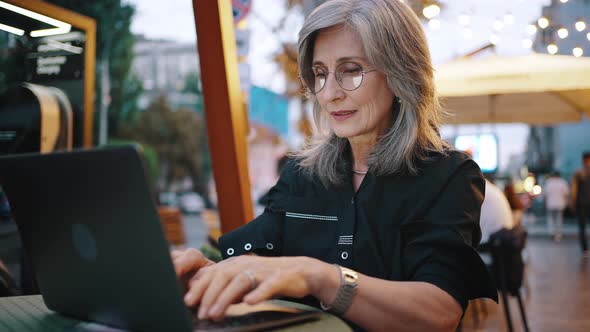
(173, 0, 497, 330)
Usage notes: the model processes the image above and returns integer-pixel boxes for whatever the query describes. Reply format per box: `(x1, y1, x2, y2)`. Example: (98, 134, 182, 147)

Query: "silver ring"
(243, 270, 257, 290)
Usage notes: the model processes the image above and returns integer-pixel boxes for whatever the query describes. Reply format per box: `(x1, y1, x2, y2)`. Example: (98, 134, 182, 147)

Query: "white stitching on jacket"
(338, 235, 353, 245)
(285, 212, 338, 221)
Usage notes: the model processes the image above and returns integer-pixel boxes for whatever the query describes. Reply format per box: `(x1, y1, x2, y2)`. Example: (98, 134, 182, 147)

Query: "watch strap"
(320, 264, 358, 316)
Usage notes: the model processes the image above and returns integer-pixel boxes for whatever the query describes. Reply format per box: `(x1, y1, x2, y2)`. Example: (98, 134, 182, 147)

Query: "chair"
(488, 226, 530, 332)
(157, 206, 186, 248)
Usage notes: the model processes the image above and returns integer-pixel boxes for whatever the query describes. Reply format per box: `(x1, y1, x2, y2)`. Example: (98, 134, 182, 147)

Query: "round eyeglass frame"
(299, 62, 377, 95)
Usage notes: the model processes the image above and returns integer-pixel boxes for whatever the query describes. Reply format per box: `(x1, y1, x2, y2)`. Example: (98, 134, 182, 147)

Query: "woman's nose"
(320, 73, 345, 102)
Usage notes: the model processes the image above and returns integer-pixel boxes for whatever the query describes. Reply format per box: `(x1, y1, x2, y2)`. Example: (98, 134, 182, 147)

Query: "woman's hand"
(183, 255, 335, 320)
(171, 248, 216, 290)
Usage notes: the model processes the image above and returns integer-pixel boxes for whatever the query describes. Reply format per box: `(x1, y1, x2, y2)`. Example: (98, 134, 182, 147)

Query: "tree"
(120, 96, 212, 207)
(183, 71, 204, 112)
(45, 0, 142, 140)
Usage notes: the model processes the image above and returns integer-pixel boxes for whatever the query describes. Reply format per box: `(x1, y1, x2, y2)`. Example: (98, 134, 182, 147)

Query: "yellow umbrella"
(435, 54, 590, 124)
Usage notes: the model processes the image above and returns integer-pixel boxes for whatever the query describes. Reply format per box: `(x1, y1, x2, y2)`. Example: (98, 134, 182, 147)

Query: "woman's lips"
(330, 110, 357, 121)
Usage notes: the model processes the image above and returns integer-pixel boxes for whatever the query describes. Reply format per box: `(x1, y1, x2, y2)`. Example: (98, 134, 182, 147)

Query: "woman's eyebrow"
(312, 56, 368, 66)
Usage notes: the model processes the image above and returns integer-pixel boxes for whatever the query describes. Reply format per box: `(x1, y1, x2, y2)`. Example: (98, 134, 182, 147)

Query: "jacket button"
(341, 251, 349, 260)
(227, 248, 235, 256)
(244, 243, 252, 250)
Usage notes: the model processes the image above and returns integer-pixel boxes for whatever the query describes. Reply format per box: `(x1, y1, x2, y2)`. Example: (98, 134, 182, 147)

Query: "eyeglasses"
(299, 62, 377, 95)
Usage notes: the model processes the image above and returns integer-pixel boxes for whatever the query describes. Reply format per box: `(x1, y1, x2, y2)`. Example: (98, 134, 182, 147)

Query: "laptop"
(0, 146, 320, 332)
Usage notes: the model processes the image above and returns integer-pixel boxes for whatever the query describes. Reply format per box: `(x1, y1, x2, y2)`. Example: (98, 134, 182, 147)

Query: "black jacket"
(220, 150, 498, 312)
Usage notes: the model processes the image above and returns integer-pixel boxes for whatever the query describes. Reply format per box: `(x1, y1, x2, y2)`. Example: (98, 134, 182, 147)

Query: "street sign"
(232, 0, 252, 24)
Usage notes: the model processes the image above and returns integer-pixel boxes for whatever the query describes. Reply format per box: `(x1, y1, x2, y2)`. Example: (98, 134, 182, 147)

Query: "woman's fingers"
(173, 248, 211, 276)
(243, 272, 282, 304)
(207, 271, 256, 320)
(170, 250, 183, 260)
(197, 270, 233, 319)
(244, 270, 310, 304)
(184, 268, 214, 307)
(179, 256, 313, 320)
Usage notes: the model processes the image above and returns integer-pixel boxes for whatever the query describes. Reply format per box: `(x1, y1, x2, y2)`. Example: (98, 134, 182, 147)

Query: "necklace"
(353, 170, 368, 175)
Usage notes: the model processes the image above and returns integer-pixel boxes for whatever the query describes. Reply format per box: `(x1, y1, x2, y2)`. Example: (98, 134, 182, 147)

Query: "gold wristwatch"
(320, 265, 358, 316)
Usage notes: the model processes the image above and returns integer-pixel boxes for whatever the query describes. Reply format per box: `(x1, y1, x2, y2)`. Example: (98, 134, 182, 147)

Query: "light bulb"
(526, 24, 538, 35)
(538, 17, 549, 29)
(575, 20, 586, 32)
(558, 27, 569, 39)
(522, 39, 533, 49)
(423, 4, 440, 19)
(560, 0, 568, 3)
(547, 43, 558, 54)
(573, 47, 583, 57)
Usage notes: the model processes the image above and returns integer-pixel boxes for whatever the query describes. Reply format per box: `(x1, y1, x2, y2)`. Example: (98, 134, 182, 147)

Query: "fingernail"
(198, 306, 208, 319)
(209, 304, 220, 317)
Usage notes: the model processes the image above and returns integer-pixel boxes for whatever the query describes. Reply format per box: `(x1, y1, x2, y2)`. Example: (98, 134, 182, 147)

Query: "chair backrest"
(157, 206, 186, 247)
(488, 225, 527, 295)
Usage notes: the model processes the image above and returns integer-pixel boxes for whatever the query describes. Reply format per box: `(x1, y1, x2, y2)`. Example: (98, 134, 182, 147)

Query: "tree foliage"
(183, 71, 204, 112)
(120, 96, 210, 204)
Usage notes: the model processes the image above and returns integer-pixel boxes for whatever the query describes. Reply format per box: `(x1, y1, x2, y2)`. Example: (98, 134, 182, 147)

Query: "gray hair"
(293, 0, 449, 187)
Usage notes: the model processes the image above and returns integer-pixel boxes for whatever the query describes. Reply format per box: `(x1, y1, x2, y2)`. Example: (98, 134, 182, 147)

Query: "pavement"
(180, 213, 209, 250)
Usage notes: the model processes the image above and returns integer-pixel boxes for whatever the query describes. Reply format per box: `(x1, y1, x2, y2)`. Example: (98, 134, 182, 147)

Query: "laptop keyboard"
(193, 310, 321, 332)
(0, 295, 80, 332)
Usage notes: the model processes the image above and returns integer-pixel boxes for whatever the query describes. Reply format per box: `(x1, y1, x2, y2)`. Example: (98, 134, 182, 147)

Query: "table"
(0, 295, 352, 332)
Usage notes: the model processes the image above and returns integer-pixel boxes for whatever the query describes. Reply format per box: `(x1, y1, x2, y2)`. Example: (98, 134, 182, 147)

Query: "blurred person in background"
(571, 152, 590, 257)
(505, 181, 525, 227)
(480, 178, 514, 244)
(544, 172, 569, 242)
(171, 1, 497, 330)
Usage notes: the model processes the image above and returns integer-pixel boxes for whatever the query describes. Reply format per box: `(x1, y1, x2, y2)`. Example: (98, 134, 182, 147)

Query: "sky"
(127, 0, 552, 90)
(126, 0, 555, 173)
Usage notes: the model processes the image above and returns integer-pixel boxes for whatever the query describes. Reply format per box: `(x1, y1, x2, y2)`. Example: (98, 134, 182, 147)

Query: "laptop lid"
(0, 146, 193, 332)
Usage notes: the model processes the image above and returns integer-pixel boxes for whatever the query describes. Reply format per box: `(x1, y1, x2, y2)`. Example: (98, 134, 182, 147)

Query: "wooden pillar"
(192, 0, 253, 233)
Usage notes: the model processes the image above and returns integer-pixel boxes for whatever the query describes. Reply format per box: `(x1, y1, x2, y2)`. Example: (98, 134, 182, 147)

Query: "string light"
(575, 20, 586, 32)
(428, 18, 441, 30)
(522, 39, 533, 49)
(559, 0, 568, 3)
(587, 32, 590, 41)
(526, 24, 538, 35)
(538, 17, 549, 29)
(423, 4, 440, 20)
(557, 27, 569, 39)
(547, 43, 558, 54)
(573, 47, 583, 57)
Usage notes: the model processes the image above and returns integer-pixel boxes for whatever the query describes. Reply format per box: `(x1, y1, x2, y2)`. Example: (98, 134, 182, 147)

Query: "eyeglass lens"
(301, 62, 365, 94)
